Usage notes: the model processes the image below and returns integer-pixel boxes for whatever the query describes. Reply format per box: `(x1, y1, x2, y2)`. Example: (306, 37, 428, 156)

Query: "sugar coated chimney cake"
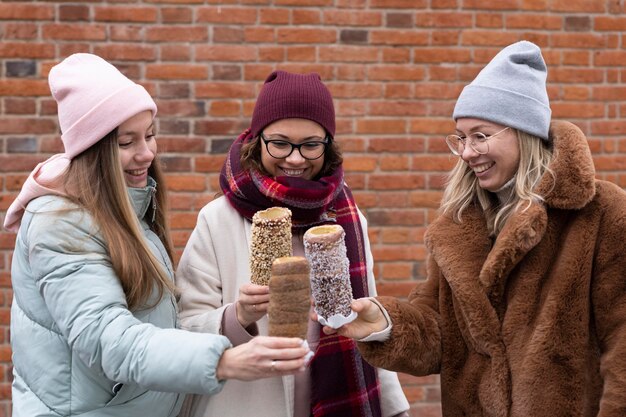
(268, 256, 311, 339)
(304, 224, 356, 328)
(249, 207, 292, 286)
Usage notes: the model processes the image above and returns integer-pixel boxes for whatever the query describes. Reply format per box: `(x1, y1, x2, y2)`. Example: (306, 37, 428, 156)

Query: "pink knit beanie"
(50, 53, 157, 157)
(250, 70, 335, 139)
(3, 53, 156, 231)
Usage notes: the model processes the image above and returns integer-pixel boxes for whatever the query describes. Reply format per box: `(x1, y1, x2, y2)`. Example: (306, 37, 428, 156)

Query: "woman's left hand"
(236, 283, 270, 327)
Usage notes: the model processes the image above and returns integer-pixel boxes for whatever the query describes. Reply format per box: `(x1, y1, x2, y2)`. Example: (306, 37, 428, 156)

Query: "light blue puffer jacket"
(10, 180, 232, 416)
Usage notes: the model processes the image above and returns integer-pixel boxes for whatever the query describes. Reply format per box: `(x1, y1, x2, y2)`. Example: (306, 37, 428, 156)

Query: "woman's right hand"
(318, 297, 388, 340)
(216, 336, 311, 381)
(236, 283, 270, 328)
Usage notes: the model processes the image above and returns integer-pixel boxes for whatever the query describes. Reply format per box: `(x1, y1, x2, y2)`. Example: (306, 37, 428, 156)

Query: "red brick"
(319, 46, 378, 63)
(343, 156, 377, 172)
(323, 10, 381, 26)
(551, 0, 605, 12)
(244, 27, 276, 43)
(463, 0, 518, 9)
(94, 6, 158, 22)
(195, 155, 226, 173)
(196, 82, 255, 99)
(370, 0, 427, 7)
(146, 64, 207, 80)
(368, 66, 426, 81)
(461, 31, 520, 46)
(371, 30, 429, 46)
(197, 6, 257, 24)
(259, 8, 289, 24)
(292, 10, 322, 25)
(275, 0, 331, 5)
(196, 45, 257, 62)
(506, 14, 562, 29)
(3, 23, 38, 40)
(415, 12, 472, 28)
(161, 7, 192, 23)
(0, 42, 55, 59)
(277, 28, 336, 44)
(42, 24, 106, 41)
(551, 33, 607, 49)
(93, 45, 157, 61)
(0, 4, 54, 20)
(146, 26, 208, 42)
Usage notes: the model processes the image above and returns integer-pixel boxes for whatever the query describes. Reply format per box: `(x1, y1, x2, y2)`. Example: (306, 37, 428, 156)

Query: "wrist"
(216, 348, 232, 381)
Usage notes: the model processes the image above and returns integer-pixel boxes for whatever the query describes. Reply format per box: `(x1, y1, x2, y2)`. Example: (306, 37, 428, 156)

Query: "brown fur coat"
(359, 121, 626, 417)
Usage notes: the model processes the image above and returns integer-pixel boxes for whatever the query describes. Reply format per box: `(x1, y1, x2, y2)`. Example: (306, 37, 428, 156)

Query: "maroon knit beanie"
(250, 70, 335, 139)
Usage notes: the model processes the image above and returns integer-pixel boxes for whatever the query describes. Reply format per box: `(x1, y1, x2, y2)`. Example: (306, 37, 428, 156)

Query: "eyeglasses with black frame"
(445, 127, 510, 156)
(260, 131, 329, 160)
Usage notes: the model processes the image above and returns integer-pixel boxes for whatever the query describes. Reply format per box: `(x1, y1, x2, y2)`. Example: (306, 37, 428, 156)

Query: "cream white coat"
(176, 196, 409, 417)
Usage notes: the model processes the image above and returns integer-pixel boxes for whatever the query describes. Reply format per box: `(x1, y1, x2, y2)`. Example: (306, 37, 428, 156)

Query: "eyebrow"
(264, 133, 326, 141)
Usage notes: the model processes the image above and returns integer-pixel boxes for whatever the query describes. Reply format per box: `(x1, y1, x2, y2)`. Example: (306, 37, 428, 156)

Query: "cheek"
(310, 157, 325, 177)
(118, 149, 132, 169)
(260, 148, 276, 175)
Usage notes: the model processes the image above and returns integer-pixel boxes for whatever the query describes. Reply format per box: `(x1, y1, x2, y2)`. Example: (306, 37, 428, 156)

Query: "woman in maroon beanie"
(175, 70, 410, 417)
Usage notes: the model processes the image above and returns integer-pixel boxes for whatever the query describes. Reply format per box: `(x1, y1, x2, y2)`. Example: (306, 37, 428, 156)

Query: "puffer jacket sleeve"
(591, 182, 626, 416)
(27, 206, 232, 395)
(357, 253, 443, 376)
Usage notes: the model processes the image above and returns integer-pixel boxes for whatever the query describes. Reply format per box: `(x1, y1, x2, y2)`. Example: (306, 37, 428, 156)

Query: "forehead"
(263, 118, 325, 136)
(455, 117, 505, 132)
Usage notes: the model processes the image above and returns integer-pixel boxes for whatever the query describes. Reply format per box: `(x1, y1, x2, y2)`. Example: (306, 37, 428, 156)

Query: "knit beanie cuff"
(453, 84, 551, 141)
(62, 83, 156, 158)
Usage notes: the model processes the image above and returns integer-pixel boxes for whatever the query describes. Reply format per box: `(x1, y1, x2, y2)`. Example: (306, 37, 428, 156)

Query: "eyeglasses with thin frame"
(260, 131, 329, 160)
(445, 127, 510, 156)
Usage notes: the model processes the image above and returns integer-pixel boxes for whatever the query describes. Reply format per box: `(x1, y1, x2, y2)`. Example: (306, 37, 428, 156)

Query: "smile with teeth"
(127, 169, 147, 176)
(281, 168, 305, 176)
(473, 162, 494, 174)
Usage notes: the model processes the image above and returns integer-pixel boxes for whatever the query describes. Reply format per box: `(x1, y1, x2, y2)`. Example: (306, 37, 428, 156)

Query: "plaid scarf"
(221, 129, 382, 417)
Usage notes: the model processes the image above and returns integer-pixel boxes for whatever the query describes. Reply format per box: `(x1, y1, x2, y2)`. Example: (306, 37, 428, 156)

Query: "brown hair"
(63, 130, 175, 310)
(240, 134, 343, 179)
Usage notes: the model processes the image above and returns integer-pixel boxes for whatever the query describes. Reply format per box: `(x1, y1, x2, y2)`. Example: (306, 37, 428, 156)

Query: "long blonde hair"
(440, 130, 554, 236)
(64, 130, 176, 310)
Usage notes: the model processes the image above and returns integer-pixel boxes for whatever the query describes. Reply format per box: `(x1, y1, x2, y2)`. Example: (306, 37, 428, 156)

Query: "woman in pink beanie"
(6, 54, 310, 417)
(175, 70, 409, 417)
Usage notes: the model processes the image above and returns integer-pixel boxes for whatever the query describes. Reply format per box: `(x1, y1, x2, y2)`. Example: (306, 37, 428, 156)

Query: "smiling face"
(260, 118, 326, 180)
(456, 118, 520, 192)
(117, 110, 156, 188)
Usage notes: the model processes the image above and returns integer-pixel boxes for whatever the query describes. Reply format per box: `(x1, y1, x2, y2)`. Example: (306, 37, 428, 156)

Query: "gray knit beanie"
(453, 40, 551, 141)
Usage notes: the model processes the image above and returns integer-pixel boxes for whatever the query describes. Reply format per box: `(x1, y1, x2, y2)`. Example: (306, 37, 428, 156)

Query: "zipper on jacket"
(151, 185, 157, 223)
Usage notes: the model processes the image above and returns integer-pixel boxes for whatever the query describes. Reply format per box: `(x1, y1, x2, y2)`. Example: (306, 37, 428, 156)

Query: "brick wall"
(1, 1, 625, 415)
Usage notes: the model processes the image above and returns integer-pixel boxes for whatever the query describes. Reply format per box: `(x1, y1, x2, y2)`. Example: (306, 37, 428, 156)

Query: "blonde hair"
(64, 130, 176, 310)
(440, 130, 554, 236)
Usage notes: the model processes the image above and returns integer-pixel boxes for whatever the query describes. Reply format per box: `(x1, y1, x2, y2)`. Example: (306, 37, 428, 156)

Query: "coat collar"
(424, 120, 596, 353)
(128, 176, 156, 221)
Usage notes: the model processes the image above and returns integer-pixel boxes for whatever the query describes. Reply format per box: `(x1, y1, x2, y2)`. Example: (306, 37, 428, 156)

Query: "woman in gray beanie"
(323, 41, 626, 417)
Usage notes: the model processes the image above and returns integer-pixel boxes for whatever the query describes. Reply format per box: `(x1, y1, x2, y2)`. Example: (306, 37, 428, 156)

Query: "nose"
(285, 147, 306, 164)
(135, 139, 155, 163)
(460, 142, 479, 162)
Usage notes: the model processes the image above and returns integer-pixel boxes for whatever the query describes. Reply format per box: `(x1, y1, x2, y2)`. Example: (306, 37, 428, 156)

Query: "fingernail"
(304, 350, 314, 366)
